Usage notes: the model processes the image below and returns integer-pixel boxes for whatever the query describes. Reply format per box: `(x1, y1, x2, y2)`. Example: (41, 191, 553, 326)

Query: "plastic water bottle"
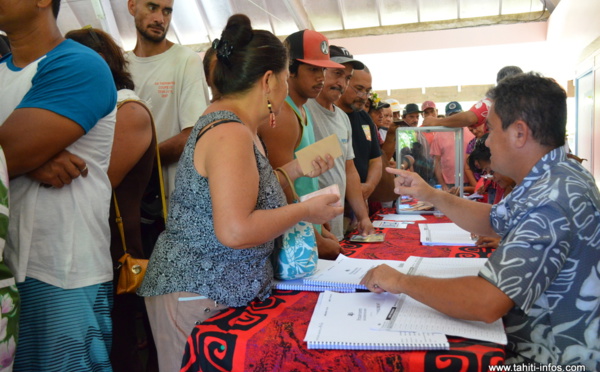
(433, 185, 444, 218)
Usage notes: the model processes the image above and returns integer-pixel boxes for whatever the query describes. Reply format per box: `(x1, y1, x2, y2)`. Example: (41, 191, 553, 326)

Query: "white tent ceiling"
(57, 0, 551, 50)
(55, 0, 558, 90)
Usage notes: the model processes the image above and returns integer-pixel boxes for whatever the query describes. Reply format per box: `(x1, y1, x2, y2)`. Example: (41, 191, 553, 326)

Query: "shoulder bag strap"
(112, 98, 167, 249)
(113, 191, 127, 253)
(275, 167, 299, 203)
(118, 98, 167, 220)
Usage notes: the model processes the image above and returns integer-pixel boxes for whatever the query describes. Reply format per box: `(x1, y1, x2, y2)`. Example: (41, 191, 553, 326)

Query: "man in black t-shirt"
(336, 65, 382, 197)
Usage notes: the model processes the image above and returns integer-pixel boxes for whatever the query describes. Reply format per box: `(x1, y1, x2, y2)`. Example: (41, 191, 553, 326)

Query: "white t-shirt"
(0, 40, 116, 289)
(125, 44, 209, 198)
(306, 99, 355, 240)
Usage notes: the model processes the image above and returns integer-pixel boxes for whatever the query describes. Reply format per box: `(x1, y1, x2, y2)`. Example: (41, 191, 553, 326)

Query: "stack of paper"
(302, 256, 406, 290)
(377, 293, 507, 345)
(372, 220, 408, 229)
(419, 223, 476, 246)
(273, 278, 355, 293)
(274, 257, 403, 293)
(273, 259, 355, 293)
(378, 213, 426, 222)
(304, 256, 507, 350)
(304, 291, 450, 350)
(404, 256, 487, 278)
(376, 257, 504, 343)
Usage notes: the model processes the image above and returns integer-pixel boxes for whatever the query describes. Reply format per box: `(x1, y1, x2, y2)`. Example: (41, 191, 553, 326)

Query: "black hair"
(288, 59, 301, 75)
(52, 0, 61, 18)
(0, 35, 10, 56)
(468, 133, 491, 172)
(487, 72, 566, 148)
(212, 14, 288, 96)
(496, 65, 522, 83)
(411, 141, 434, 184)
(65, 28, 134, 91)
(203, 47, 217, 86)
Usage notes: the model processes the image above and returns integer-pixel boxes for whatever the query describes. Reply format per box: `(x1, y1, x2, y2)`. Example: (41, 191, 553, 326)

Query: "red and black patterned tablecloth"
(181, 209, 505, 372)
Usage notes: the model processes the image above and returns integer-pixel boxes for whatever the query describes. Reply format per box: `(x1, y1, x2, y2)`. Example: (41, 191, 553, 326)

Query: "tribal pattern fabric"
(182, 215, 506, 372)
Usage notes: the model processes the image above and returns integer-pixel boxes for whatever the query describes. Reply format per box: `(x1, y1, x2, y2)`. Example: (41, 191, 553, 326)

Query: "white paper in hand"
(299, 184, 342, 207)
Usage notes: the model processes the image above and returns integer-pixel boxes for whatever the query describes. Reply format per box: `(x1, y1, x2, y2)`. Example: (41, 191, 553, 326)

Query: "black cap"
(329, 45, 365, 70)
(403, 103, 422, 116)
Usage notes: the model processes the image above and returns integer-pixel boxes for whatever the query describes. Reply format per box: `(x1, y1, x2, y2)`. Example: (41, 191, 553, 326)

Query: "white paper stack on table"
(304, 291, 450, 350)
(273, 278, 356, 292)
(302, 255, 406, 290)
(419, 222, 476, 246)
(274, 256, 405, 293)
(304, 256, 507, 350)
(376, 256, 506, 345)
(272, 259, 355, 292)
(404, 256, 488, 278)
(375, 292, 507, 345)
(378, 213, 426, 222)
(372, 220, 408, 229)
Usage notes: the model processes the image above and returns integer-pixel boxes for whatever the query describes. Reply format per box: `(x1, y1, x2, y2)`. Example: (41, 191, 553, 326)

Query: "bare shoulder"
(195, 120, 254, 174)
(117, 101, 152, 129)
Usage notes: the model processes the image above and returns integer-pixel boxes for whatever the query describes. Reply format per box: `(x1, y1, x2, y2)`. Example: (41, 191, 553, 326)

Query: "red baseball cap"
(285, 30, 344, 69)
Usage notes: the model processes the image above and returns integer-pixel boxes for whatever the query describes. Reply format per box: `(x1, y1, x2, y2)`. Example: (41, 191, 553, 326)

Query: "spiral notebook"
(372, 256, 506, 345)
(273, 278, 355, 293)
(302, 256, 406, 290)
(273, 259, 356, 293)
(304, 291, 449, 350)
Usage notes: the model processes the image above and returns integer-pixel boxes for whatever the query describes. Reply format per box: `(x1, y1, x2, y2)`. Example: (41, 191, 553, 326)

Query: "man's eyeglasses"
(349, 85, 373, 99)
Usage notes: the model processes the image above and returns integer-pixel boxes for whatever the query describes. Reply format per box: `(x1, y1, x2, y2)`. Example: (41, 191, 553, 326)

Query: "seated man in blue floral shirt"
(361, 72, 600, 370)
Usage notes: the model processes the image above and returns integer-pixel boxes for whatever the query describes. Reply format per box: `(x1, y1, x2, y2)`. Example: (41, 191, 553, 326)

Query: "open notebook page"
(303, 256, 406, 290)
(305, 291, 449, 350)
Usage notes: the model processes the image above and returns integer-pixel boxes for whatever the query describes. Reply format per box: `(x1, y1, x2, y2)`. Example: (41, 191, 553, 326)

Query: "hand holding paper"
(299, 184, 342, 207)
(299, 190, 343, 224)
(295, 134, 343, 176)
(385, 167, 436, 203)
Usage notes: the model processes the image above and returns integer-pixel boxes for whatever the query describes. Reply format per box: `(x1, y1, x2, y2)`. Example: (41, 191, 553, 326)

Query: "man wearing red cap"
(306, 45, 375, 240)
(421, 100, 438, 120)
(420, 100, 437, 154)
(258, 30, 344, 259)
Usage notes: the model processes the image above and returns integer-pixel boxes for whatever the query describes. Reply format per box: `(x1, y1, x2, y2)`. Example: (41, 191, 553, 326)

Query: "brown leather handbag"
(115, 251, 148, 295)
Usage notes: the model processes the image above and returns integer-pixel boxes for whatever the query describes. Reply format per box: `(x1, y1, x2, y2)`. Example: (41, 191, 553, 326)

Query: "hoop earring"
(267, 98, 276, 128)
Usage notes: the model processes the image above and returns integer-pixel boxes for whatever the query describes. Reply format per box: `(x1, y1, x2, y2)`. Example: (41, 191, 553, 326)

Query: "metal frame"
(395, 126, 464, 213)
